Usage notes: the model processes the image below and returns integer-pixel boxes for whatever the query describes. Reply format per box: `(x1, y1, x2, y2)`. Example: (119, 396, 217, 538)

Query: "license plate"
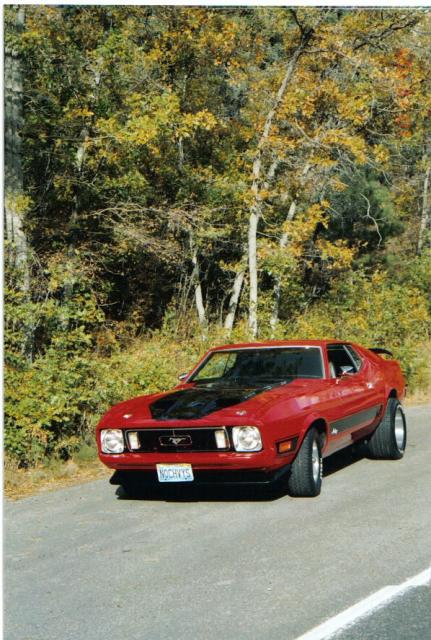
(156, 464, 194, 483)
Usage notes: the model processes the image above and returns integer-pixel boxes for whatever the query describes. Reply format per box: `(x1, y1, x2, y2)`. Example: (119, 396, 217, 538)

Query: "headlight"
(232, 426, 262, 452)
(101, 429, 124, 454)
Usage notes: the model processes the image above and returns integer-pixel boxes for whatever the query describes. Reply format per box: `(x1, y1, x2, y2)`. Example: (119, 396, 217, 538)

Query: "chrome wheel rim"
(394, 407, 406, 450)
(312, 440, 321, 483)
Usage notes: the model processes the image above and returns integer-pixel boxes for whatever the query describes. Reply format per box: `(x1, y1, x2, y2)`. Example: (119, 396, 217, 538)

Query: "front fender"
(297, 411, 330, 454)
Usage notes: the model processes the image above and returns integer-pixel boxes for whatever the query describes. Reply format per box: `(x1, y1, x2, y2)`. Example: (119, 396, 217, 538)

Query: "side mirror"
(178, 373, 188, 381)
(340, 366, 355, 376)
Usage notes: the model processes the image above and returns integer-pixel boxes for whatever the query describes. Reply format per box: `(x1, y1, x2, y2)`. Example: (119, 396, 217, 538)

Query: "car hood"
(148, 384, 274, 420)
(99, 378, 327, 426)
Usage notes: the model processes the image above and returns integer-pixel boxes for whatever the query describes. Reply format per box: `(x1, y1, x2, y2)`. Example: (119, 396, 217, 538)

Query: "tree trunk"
(418, 160, 430, 254)
(4, 6, 30, 293)
(190, 241, 207, 331)
(224, 270, 245, 333)
(247, 29, 314, 338)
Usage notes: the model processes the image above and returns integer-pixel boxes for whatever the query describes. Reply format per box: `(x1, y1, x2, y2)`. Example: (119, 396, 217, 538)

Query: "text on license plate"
(156, 464, 194, 483)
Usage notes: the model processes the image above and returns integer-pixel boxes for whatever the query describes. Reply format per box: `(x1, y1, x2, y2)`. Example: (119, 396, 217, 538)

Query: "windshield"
(190, 347, 324, 385)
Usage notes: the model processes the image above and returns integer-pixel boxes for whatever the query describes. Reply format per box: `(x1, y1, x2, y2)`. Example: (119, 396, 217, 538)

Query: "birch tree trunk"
(190, 239, 207, 331)
(224, 270, 245, 333)
(4, 6, 30, 293)
(418, 160, 430, 254)
(247, 29, 314, 338)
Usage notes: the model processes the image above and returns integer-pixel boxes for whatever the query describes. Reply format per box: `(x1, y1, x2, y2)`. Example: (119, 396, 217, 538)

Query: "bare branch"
(361, 193, 382, 247)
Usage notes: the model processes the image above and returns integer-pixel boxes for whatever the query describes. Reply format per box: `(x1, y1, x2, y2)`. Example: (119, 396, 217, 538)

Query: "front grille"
(126, 428, 230, 453)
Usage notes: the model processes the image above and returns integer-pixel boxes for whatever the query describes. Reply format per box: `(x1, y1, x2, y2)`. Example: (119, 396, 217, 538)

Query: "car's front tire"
(287, 427, 322, 497)
(367, 398, 407, 459)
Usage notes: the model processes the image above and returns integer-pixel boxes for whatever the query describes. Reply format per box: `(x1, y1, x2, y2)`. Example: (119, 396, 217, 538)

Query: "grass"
(4, 448, 111, 501)
(404, 387, 431, 406)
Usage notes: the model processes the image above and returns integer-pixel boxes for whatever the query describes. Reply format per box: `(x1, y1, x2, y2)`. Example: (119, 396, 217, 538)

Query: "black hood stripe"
(149, 383, 291, 420)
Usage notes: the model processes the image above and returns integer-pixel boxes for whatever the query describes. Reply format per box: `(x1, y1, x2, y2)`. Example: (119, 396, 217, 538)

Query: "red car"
(97, 340, 407, 497)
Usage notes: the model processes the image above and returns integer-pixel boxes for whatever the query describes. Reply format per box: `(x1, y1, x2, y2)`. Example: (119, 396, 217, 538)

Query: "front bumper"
(110, 464, 291, 487)
(99, 446, 295, 470)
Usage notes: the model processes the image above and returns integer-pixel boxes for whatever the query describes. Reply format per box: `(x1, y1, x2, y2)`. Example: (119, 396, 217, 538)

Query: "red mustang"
(97, 340, 407, 497)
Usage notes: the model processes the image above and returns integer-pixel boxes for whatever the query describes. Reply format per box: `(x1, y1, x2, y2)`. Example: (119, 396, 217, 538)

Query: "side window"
(327, 345, 358, 378)
(345, 345, 362, 371)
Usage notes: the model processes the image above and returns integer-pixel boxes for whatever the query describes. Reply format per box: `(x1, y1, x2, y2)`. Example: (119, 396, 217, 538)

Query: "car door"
(325, 343, 381, 451)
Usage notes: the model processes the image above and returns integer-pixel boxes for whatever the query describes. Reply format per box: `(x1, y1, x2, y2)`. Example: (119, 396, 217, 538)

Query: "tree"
(4, 6, 30, 292)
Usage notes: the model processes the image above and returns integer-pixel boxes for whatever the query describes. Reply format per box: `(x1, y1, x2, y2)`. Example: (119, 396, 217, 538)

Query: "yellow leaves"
(63, 107, 94, 120)
(301, 95, 316, 119)
(312, 156, 337, 170)
(373, 144, 390, 167)
(282, 203, 328, 250)
(321, 129, 367, 164)
(5, 194, 33, 216)
(337, 92, 370, 126)
(91, 146, 119, 167)
(177, 109, 219, 138)
(315, 239, 355, 270)
(329, 176, 348, 192)
(96, 88, 219, 152)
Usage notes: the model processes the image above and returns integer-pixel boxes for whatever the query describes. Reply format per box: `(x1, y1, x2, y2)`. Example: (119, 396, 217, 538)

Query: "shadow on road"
(323, 442, 367, 478)
(116, 483, 285, 502)
(114, 444, 368, 502)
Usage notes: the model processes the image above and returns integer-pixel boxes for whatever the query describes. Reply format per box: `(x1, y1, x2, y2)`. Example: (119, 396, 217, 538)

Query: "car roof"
(210, 339, 348, 352)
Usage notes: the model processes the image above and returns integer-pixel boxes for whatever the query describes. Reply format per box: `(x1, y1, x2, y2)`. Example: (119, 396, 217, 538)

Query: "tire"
(287, 427, 322, 497)
(367, 398, 407, 459)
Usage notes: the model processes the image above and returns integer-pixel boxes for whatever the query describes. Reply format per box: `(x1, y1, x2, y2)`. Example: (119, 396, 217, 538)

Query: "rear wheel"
(287, 427, 322, 497)
(367, 398, 406, 459)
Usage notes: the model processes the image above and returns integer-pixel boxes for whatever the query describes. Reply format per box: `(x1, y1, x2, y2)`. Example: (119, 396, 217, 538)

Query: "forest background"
(4, 6, 431, 478)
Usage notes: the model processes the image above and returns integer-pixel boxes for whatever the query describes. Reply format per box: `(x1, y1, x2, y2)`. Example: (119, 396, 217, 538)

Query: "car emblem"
(159, 435, 192, 447)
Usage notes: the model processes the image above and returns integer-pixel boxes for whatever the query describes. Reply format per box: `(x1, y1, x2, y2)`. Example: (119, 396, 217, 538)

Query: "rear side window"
(327, 344, 358, 377)
(345, 345, 362, 370)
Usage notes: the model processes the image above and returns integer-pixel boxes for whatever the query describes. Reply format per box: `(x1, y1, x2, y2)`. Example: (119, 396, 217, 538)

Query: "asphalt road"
(334, 584, 431, 640)
(4, 405, 431, 640)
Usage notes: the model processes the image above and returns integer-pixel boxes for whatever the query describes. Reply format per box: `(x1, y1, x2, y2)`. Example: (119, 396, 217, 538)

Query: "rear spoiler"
(369, 347, 393, 357)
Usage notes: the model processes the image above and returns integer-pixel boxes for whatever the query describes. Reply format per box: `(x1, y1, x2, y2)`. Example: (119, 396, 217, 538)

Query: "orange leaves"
(395, 47, 413, 79)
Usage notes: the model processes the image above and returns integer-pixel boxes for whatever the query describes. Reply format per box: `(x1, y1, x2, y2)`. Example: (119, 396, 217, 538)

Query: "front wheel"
(367, 398, 407, 460)
(287, 427, 322, 497)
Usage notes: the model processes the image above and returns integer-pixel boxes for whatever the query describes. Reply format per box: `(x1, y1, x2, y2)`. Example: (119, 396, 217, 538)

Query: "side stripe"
(330, 404, 382, 433)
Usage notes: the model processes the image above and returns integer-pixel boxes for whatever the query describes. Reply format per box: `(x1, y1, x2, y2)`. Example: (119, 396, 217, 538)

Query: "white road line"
(294, 566, 431, 640)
